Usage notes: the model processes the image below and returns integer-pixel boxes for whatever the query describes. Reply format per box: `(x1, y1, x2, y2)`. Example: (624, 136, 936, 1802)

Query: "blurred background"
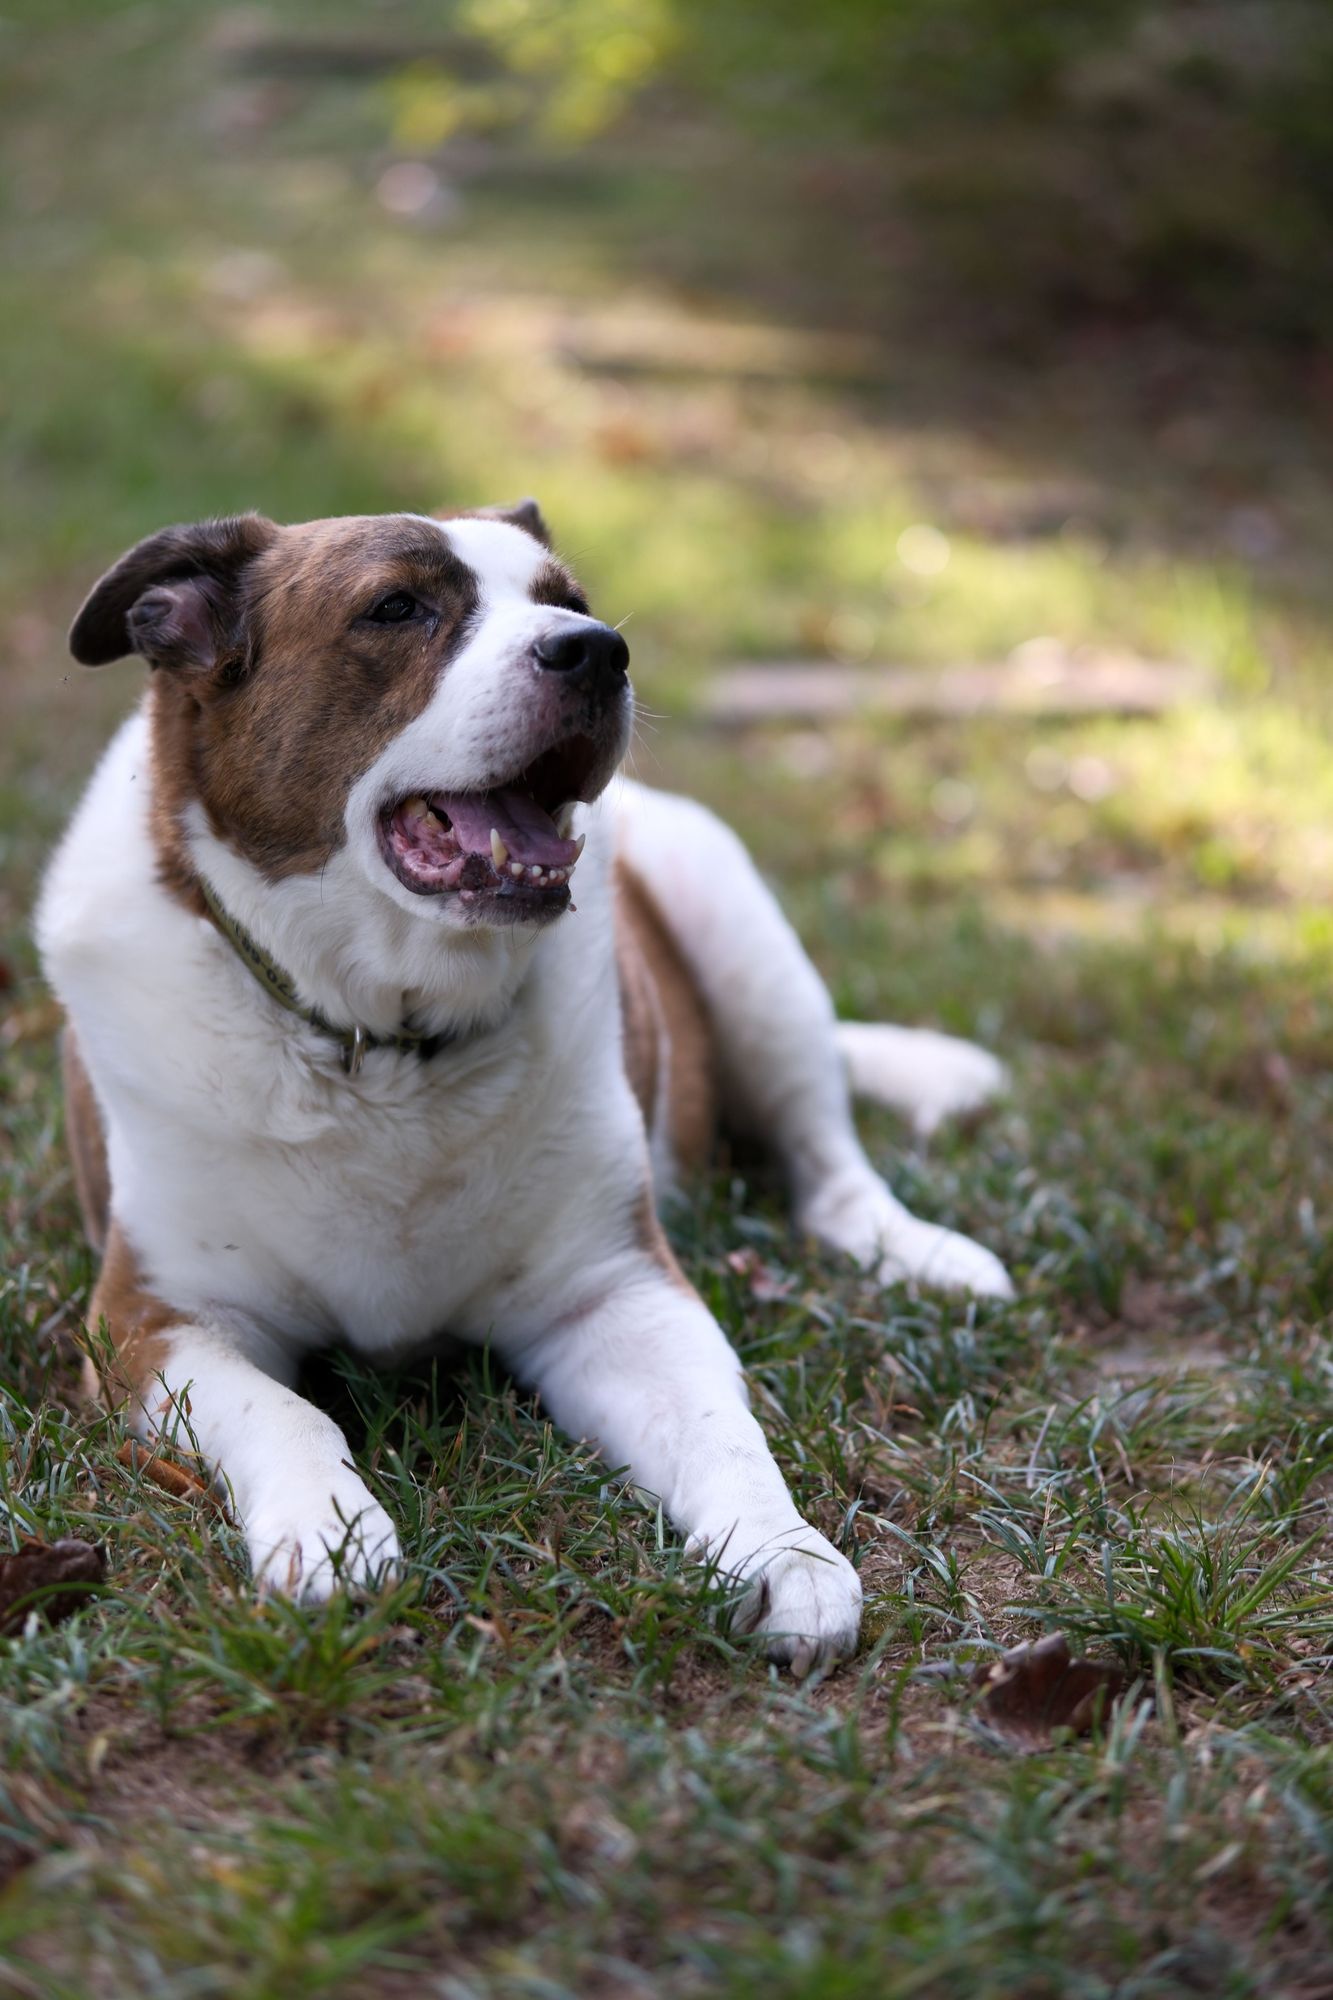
(5, 0, 1333, 1286)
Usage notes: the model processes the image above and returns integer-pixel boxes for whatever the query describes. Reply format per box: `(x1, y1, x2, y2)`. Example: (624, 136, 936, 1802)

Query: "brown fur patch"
(633, 1181, 695, 1293)
(528, 558, 590, 615)
(145, 516, 483, 898)
(86, 1227, 184, 1413)
(61, 1026, 110, 1255)
(615, 860, 716, 1175)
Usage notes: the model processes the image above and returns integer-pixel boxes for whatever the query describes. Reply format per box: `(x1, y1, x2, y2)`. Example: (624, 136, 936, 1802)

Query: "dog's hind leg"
(612, 781, 1012, 1299)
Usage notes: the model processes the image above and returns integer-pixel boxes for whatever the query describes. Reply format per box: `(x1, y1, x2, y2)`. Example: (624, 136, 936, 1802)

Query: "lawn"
(2, 6, 1332, 1995)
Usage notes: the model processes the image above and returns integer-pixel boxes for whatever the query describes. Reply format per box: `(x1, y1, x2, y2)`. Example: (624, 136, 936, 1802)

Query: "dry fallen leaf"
(972, 1631, 1128, 1750)
(0, 1537, 106, 1635)
(116, 1439, 220, 1509)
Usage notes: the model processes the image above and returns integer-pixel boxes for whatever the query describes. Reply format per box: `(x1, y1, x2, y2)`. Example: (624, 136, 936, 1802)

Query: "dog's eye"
(367, 591, 420, 624)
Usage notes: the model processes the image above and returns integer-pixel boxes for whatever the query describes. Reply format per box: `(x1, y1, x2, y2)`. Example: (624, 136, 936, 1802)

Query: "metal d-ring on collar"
(195, 874, 454, 1075)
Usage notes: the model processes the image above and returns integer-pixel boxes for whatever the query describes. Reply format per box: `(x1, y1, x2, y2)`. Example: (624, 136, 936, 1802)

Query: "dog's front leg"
(509, 1264, 863, 1676)
(92, 1231, 399, 1601)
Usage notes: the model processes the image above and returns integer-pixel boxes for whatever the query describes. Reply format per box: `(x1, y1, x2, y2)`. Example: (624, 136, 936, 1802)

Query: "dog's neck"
(182, 803, 542, 1044)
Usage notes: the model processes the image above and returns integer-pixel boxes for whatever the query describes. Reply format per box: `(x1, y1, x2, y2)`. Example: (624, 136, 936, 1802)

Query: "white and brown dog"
(37, 502, 1012, 1674)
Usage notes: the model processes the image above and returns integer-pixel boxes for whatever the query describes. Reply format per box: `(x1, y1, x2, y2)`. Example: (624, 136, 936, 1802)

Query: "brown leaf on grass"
(0, 1537, 106, 1635)
(116, 1439, 219, 1509)
(972, 1631, 1128, 1750)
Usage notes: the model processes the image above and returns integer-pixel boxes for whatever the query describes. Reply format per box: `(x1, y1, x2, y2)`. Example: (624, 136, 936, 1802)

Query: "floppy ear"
(68, 514, 278, 670)
(473, 497, 551, 547)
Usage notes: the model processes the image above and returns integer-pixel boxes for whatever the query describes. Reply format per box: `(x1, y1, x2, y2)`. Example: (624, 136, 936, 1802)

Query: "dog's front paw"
(879, 1217, 1014, 1301)
(245, 1469, 401, 1604)
(726, 1526, 863, 1678)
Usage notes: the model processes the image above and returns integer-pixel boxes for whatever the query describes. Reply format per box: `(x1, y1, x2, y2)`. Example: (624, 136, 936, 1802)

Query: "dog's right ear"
(69, 514, 278, 671)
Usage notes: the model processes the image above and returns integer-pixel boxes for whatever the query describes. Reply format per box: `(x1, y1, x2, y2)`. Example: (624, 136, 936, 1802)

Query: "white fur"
(612, 782, 1014, 1301)
(37, 518, 1010, 1672)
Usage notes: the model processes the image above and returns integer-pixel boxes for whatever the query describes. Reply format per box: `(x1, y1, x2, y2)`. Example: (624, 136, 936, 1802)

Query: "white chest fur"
(36, 711, 648, 1360)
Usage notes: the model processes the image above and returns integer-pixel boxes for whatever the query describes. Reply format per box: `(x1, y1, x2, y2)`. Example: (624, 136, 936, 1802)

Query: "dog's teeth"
(570, 833, 586, 862)
(555, 802, 577, 838)
(510, 861, 526, 878)
(490, 828, 509, 869)
(403, 794, 429, 817)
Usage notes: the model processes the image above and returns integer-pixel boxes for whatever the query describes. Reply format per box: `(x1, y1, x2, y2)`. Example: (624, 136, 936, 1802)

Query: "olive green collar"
(196, 874, 455, 1076)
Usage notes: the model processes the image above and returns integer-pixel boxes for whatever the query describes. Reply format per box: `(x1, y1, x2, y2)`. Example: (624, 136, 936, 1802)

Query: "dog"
(37, 501, 1012, 1675)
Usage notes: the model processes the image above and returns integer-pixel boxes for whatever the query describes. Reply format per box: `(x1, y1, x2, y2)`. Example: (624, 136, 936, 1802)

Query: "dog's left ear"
(473, 497, 551, 547)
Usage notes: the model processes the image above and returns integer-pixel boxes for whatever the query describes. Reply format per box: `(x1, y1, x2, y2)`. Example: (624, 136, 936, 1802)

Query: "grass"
(2, 3, 1333, 1994)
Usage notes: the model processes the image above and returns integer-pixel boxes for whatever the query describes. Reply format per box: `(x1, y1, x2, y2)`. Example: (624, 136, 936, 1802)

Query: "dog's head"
(69, 503, 631, 932)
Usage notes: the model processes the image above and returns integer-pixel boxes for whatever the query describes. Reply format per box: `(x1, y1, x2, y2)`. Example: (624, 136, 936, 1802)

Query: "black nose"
(533, 623, 629, 686)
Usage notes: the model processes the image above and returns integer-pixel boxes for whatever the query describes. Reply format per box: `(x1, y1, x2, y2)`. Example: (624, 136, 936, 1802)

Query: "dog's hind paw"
(877, 1218, 1015, 1301)
(838, 1023, 1008, 1138)
(800, 1175, 1014, 1302)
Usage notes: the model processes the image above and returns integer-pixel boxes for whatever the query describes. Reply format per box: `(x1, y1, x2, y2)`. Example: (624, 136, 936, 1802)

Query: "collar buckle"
(342, 1024, 369, 1077)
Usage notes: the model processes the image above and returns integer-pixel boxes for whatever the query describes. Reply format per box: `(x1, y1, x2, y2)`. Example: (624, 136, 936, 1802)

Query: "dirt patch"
(704, 650, 1211, 724)
(1079, 1276, 1227, 1380)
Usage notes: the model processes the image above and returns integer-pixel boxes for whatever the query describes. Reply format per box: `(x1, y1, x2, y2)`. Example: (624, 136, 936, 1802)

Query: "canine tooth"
(570, 833, 586, 862)
(555, 802, 576, 838)
(510, 861, 526, 878)
(403, 794, 429, 816)
(490, 828, 509, 868)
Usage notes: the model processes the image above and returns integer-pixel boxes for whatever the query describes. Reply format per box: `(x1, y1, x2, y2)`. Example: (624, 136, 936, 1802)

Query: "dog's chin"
(374, 733, 613, 929)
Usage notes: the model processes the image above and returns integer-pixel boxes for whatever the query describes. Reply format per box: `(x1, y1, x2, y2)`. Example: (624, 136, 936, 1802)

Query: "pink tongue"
(438, 787, 578, 868)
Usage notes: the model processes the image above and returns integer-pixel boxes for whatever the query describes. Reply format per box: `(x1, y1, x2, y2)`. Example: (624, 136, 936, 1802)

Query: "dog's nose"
(533, 623, 629, 686)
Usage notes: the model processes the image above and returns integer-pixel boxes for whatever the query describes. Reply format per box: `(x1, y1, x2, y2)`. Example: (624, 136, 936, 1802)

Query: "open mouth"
(377, 736, 601, 916)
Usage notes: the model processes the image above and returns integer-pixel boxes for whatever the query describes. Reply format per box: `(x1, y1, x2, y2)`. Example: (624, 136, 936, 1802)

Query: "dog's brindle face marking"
(68, 507, 621, 919)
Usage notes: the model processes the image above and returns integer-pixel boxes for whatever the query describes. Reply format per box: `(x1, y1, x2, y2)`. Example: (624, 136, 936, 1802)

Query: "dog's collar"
(196, 874, 455, 1077)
